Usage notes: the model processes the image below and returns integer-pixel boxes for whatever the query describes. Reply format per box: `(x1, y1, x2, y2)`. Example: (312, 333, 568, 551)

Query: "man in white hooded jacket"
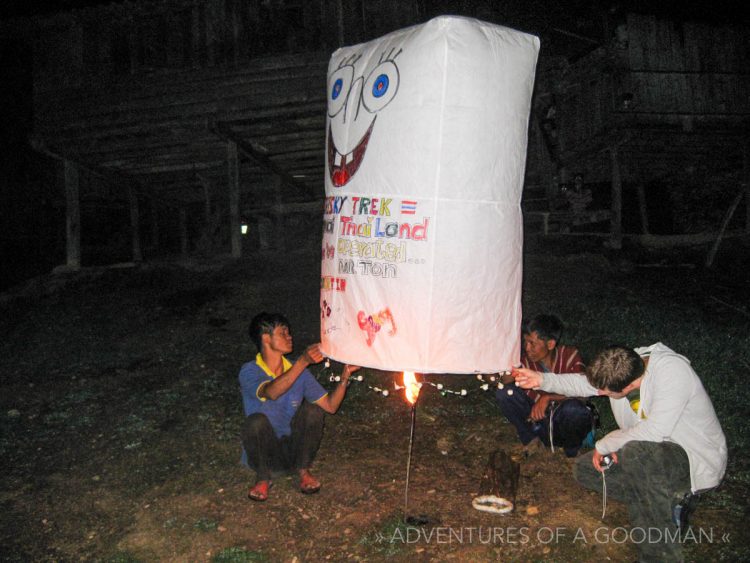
(514, 343, 726, 562)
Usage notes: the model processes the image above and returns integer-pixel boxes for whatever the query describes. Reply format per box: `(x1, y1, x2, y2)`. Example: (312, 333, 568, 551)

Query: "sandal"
(248, 480, 272, 501)
(299, 471, 321, 494)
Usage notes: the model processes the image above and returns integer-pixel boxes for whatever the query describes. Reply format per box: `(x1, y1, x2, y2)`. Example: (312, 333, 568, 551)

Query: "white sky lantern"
(320, 16, 539, 374)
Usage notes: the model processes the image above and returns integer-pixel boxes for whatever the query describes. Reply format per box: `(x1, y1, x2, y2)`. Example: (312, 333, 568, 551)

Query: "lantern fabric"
(320, 16, 539, 374)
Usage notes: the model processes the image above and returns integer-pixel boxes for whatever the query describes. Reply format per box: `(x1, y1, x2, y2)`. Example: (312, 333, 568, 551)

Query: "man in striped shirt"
(496, 314, 595, 456)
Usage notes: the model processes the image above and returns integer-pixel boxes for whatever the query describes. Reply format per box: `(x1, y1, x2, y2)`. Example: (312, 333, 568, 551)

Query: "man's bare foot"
(248, 480, 272, 501)
(299, 469, 321, 494)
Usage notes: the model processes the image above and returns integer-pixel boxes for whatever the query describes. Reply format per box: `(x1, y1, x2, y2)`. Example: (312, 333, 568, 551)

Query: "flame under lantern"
(403, 371, 421, 405)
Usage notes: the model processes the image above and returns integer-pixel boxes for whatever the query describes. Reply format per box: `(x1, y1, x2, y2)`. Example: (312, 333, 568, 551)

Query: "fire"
(403, 371, 421, 405)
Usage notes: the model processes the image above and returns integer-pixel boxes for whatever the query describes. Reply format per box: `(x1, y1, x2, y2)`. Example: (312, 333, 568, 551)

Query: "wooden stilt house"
(524, 13, 750, 245)
(3, 2, 748, 268)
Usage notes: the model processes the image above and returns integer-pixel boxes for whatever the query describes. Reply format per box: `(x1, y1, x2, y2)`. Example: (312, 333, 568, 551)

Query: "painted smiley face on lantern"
(326, 49, 402, 187)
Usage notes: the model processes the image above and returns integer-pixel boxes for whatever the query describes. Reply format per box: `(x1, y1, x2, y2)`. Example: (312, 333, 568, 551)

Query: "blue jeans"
(574, 440, 691, 562)
(496, 383, 593, 456)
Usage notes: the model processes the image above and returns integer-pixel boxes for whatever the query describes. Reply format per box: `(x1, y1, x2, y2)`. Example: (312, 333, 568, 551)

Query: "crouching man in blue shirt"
(240, 312, 358, 501)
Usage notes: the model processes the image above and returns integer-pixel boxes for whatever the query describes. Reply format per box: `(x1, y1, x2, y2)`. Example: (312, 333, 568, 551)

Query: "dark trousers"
(574, 440, 691, 562)
(496, 382, 593, 456)
(240, 401, 325, 481)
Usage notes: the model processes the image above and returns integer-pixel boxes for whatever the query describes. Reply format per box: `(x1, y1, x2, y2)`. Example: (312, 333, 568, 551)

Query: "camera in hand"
(601, 454, 614, 470)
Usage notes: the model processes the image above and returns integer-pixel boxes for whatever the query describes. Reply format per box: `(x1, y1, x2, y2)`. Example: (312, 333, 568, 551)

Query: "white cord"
(601, 469, 607, 519)
(548, 401, 560, 453)
(472, 495, 514, 514)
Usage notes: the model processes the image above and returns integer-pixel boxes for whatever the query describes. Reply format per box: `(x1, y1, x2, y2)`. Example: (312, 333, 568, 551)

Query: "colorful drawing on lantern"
(321, 300, 332, 319)
(339, 259, 397, 278)
(350, 197, 392, 216)
(324, 195, 348, 215)
(337, 239, 406, 263)
(400, 200, 417, 215)
(324, 196, 415, 217)
(357, 307, 397, 346)
(321, 276, 347, 291)
(327, 49, 402, 187)
(339, 216, 430, 240)
(322, 242, 335, 260)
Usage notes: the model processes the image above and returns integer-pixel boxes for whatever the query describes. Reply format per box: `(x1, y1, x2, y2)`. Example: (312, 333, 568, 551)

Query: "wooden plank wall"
(625, 14, 750, 116)
(29, 0, 424, 203)
(32, 0, 422, 95)
(548, 13, 749, 183)
(34, 0, 321, 92)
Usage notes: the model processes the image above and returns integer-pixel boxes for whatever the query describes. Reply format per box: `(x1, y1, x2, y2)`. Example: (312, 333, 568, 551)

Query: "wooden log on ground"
(473, 449, 520, 514)
(631, 230, 746, 249)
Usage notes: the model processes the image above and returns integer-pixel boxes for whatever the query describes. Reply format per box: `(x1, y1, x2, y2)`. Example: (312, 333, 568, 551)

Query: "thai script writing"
(337, 239, 406, 263)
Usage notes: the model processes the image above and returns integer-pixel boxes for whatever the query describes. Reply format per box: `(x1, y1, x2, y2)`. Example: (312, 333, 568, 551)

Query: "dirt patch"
(1, 250, 747, 561)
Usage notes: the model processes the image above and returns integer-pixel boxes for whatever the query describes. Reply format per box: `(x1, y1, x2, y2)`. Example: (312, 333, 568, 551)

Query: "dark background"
(1, 0, 747, 291)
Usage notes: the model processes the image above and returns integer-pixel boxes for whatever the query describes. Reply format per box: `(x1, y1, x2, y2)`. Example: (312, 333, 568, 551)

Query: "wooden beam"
(30, 137, 175, 209)
(64, 159, 81, 269)
(227, 140, 241, 258)
(215, 121, 309, 197)
(558, 127, 633, 169)
(245, 200, 323, 216)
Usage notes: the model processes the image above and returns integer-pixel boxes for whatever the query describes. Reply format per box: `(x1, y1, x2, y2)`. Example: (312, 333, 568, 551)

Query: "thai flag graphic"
(401, 200, 417, 215)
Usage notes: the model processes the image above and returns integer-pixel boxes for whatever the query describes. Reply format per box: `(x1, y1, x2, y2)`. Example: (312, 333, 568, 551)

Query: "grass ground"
(1, 236, 748, 562)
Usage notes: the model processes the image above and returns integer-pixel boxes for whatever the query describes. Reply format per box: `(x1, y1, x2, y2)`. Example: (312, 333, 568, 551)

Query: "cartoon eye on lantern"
(362, 61, 400, 113)
(327, 64, 355, 118)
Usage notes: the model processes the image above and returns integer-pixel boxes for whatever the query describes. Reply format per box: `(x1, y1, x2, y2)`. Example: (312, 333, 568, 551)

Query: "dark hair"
(586, 346, 645, 392)
(523, 314, 563, 344)
(248, 312, 291, 352)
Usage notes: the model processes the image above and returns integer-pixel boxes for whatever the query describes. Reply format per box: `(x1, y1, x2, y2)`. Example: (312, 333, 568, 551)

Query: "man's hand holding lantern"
(512, 367, 543, 389)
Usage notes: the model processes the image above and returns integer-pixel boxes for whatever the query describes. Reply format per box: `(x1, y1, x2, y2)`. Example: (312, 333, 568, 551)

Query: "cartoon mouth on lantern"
(327, 118, 376, 187)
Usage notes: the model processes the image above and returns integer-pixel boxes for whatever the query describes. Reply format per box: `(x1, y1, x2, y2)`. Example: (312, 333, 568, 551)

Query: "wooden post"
(227, 140, 241, 258)
(64, 159, 81, 269)
(636, 182, 650, 234)
(274, 175, 286, 251)
(609, 145, 623, 249)
(128, 186, 142, 262)
(706, 187, 746, 268)
(150, 198, 159, 251)
(474, 449, 520, 514)
(744, 141, 749, 235)
(179, 207, 188, 257)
